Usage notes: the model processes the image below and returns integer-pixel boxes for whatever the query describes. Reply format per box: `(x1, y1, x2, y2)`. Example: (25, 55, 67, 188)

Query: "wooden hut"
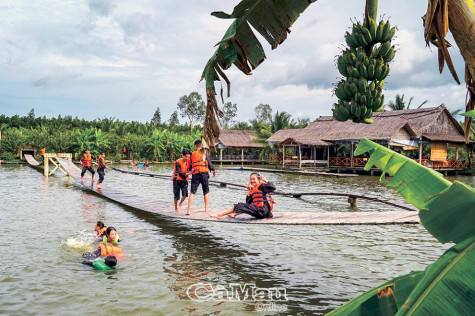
(213, 129, 263, 163)
(267, 106, 467, 171)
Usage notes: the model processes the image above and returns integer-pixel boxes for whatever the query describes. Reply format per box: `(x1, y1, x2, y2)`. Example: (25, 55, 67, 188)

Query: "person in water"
(80, 149, 95, 182)
(211, 173, 276, 220)
(186, 140, 216, 215)
(102, 226, 121, 246)
(94, 221, 107, 238)
(96, 152, 110, 189)
(82, 255, 117, 270)
(172, 149, 192, 214)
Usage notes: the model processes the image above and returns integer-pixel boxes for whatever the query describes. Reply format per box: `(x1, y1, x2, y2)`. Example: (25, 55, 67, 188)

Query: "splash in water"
(63, 231, 96, 249)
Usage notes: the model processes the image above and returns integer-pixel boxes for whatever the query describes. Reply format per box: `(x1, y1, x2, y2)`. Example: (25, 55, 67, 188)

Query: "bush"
(113, 154, 122, 163)
(1, 152, 15, 161)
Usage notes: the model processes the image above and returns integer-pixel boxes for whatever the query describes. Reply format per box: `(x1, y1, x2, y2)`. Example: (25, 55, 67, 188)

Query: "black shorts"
(173, 180, 188, 200)
(81, 166, 95, 177)
(190, 173, 209, 195)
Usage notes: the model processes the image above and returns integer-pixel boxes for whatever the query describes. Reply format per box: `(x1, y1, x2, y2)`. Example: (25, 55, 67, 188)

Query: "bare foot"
(175, 209, 179, 214)
(186, 212, 191, 216)
(227, 213, 237, 219)
(210, 214, 222, 220)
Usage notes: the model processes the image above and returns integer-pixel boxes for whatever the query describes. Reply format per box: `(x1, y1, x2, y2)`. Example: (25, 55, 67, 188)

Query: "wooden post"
(44, 157, 49, 177)
(282, 144, 285, 169)
(419, 142, 423, 162)
(456, 147, 459, 161)
(298, 144, 302, 169)
(327, 146, 330, 167)
(348, 196, 358, 208)
(241, 148, 244, 163)
(220, 148, 223, 164)
(350, 142, 354, 168)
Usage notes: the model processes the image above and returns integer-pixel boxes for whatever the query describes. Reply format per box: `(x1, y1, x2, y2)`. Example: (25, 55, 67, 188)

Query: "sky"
(0, 0, 468, 124)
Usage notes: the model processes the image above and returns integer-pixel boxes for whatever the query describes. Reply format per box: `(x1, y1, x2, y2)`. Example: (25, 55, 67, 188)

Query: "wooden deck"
(52, 158, 420, 225)
(228, 166, 358, 177)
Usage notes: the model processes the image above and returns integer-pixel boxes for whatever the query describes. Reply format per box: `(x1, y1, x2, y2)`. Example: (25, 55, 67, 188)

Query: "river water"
(1, 164, 473, 315)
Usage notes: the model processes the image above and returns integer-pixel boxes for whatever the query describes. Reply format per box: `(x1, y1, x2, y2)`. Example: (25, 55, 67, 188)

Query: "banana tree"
(201, 0, 475, 143)
(327, 138, 475, 315)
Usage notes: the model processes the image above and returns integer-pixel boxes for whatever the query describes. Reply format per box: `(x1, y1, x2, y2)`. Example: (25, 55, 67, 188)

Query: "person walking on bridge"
(80, 149, 95, 182)
(172, 149, 191, 214)
(96, 152, 110, 188)
(40, 147, 46, 162)
(186, 140, 216, 215)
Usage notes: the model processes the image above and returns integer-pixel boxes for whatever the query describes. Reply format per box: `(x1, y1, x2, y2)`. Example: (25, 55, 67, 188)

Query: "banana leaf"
(354, 138, 475, 244)
(329, 236, 475, 316)
(461, 109, 475, 117)
(201, 0, 317, 96)
(327, 271, 424, 316)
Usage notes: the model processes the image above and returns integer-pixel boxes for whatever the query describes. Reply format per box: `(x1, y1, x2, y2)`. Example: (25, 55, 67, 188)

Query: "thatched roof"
(279, 137, 333, 147)
(216, 129, 263, 148)
(266, 106, 466, 144)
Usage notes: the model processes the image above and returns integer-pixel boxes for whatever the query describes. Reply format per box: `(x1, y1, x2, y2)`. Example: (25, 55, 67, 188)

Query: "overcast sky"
(0, 0, 467, 124)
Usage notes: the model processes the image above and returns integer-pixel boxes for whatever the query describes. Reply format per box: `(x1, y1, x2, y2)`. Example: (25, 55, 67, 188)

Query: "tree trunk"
(448, 0, 475, 79)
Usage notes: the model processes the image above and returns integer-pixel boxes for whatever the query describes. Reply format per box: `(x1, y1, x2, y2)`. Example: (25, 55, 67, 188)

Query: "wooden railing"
(212, 154, 260, 161)
(330, 157, 467, 169)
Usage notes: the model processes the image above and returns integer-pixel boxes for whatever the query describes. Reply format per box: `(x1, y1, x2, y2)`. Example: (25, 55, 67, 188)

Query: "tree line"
(0, 92, 309, 161)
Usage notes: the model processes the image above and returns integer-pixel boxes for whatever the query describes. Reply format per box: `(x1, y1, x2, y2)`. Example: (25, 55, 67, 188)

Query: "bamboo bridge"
(24, 155, 420, 225)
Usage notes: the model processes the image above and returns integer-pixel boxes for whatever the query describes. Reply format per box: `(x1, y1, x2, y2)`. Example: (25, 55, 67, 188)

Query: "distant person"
(80, 149, 95, 182)
(211, 173, 276, 220)
(96, 152, 110, 189)
(187, 140, 216, 215)
(94, 221, 107, 238)
(41, 147, 46, 161)
(82, 255, 117, 270)
(172, 149, 191, 214)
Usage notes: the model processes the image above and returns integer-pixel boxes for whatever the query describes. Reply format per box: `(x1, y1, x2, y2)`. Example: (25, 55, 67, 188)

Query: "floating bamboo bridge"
(24, 155, 420, 225)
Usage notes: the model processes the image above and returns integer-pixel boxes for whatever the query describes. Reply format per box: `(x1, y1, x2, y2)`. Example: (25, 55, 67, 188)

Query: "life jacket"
(173, 158, 190, 181)
(250, 186, 275, 211)
(41, 148, 46, 155)
(191, 151, 209, 174)
(99, 242, 123, 257)
(82, 153, 92, 167)
(97, 156, 105, 169)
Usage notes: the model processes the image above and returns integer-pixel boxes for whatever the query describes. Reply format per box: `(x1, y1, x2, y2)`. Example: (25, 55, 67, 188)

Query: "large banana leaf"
(354, 138, 475, 244)
(327, 271, 424, 316)
(461, 109, 475, 117)
(201, 0, 317, 96)
(329, 236, 475, 316)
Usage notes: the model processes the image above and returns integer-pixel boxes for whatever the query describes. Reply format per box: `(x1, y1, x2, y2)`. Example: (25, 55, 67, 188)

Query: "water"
(1, 164, 472, 315)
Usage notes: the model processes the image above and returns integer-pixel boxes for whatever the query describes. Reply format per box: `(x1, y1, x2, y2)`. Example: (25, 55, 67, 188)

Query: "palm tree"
(386, 94, 429, 111)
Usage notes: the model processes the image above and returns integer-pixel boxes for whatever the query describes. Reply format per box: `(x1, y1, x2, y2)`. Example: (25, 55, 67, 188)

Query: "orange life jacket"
(97, 156, 105, 169)
(173, 158, 190, 181)
(250, 186, 275, 211)
(82, 153, 92, 167)
(99, 242, 123, 257)
(191, 151, 208, 174)
(41, 148, 46, 155)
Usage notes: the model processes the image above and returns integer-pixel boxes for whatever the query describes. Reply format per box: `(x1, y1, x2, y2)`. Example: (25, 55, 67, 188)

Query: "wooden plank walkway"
(54, 158, 420, 225)
(24, 154, 41, 166)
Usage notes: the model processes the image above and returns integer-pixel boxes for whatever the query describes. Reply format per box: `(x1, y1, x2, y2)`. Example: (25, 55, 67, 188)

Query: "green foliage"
(177, 91, 206, 131)
(1, 152, 15, 161)
(151, 106, 161, 125)
(254, 103, 272, 123)
(0, 128, 26, 155)
(221, 102, 238, 128)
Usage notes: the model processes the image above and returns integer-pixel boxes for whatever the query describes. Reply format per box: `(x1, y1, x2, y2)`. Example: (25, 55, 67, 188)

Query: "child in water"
(82, 255, 117, 270)
(103, 226, 121, 246)
(94, 221, 107, 238)
(211, 173, 276, 220)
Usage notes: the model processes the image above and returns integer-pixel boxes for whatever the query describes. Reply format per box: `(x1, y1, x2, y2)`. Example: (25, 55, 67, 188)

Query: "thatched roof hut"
(267, 106, 465, 145)
(216, 129, 263, 148)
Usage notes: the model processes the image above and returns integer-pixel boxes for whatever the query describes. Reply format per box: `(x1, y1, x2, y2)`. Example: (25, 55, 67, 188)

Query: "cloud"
(88, 0, 116, 17)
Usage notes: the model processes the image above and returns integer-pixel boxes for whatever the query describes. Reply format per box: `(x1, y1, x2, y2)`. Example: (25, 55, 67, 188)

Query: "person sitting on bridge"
(80, 149, 95, 182)
(211, 173, 276, 220)
(186, 140, 216, 215)
(96, 152, 110, 189)
(172, 149, 192, 214)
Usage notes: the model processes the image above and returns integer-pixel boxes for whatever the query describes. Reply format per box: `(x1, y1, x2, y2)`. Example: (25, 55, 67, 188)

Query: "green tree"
(151, 106, 161, 125)
(254, 103, 272, 122)
(0, 128, 26, 156)
(221, 102, 238, 128)
(168, 111, 180, 127)
(27, 108, 35, 120)
(386, 94, 429, 111)
(177, 92, 205, 132)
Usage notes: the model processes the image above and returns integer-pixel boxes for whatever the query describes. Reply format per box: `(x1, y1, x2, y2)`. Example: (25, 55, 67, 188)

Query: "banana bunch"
(333, 18, 395, 123)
